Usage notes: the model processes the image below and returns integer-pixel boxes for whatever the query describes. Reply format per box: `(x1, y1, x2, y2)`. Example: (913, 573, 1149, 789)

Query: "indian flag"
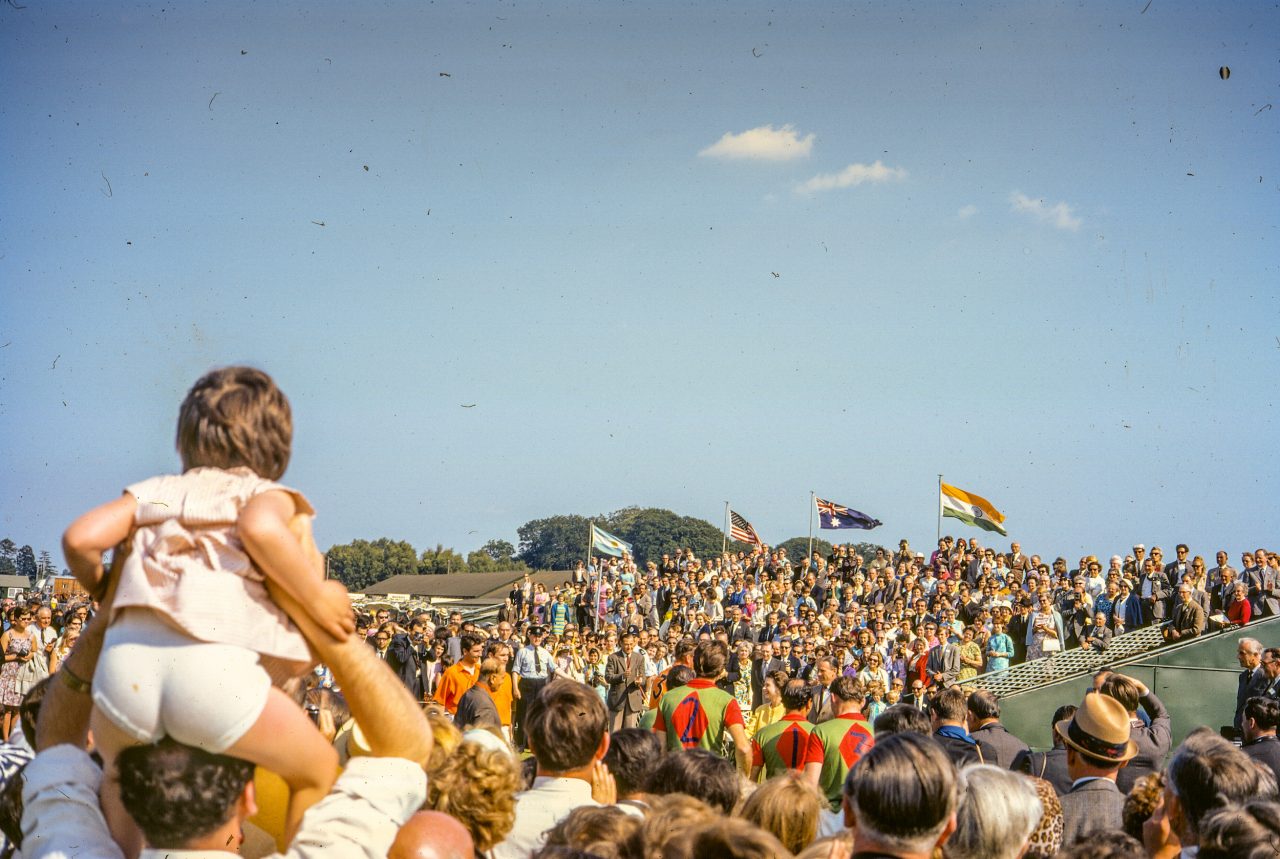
(940, 482, 1007, 536)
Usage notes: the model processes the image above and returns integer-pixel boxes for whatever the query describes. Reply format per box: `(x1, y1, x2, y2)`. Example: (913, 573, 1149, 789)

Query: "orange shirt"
(490, 671, 514, 727)
(434, 662, 479, 714)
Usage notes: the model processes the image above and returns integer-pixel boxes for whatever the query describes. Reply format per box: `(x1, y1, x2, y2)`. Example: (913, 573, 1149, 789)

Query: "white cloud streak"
(957, 204, 979, 219)
(698, 124, 815, 161)
(1009, 192, 1082, 231)
(794, 160, 907, 194)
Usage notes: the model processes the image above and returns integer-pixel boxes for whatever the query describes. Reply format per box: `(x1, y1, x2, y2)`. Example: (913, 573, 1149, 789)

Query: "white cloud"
(1009, 192, 1082, 231)
(698, 124, 815, 161)
(794, 160, 908, 194)
(957, 204, 979, 219)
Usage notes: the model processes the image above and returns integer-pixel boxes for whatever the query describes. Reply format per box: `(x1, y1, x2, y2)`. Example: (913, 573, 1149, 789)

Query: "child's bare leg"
(91, 705, 146, 859)
(223, 687, 337, 844)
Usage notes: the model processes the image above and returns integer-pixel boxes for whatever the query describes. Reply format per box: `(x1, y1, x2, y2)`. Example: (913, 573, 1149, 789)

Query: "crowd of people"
(9, 367, 1280, 859)
(10, 579, 1280, 859)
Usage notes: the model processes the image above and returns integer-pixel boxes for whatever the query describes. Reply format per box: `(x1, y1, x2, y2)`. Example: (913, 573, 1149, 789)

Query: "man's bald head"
(390, 811, 474, 859)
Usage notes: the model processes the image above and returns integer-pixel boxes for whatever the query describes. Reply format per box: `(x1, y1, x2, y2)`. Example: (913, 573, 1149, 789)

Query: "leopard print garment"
(1025, 776, 1064, 858)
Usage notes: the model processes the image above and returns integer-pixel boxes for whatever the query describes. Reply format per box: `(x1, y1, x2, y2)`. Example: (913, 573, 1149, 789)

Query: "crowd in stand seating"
(4, 536, 1280, 858)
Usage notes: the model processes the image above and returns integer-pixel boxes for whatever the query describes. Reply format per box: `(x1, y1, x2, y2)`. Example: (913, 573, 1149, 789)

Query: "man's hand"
(590, 761, 616, 805)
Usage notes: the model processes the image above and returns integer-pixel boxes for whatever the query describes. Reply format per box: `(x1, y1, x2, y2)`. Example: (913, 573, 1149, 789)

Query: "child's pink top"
(112, 466, 314, 683)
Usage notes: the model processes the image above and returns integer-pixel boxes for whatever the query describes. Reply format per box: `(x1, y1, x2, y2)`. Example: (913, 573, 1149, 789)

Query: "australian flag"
(815, 497, 882, 530)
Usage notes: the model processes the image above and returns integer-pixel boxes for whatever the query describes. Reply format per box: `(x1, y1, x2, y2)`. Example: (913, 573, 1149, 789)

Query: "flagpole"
(586, 521, 596, 631)
(937, 474, 943, 544)
(722, 502, 730, 553)
(807, 491, 815, 559)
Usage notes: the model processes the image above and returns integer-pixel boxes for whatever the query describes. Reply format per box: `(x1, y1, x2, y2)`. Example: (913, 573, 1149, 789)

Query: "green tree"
(601, 507, 737, 565)
(325, 538, 418, 591)
(481, 539, 517, 563)
(777, 537, 833, 563)
(418, 544, 468, 575)
(517, 515, 592, 570)
(0, 539, 16, 576)
(16, 546, 36, 584)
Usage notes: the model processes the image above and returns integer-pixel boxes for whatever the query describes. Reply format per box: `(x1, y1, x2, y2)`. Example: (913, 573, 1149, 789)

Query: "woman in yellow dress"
(745, 669, 789, 738)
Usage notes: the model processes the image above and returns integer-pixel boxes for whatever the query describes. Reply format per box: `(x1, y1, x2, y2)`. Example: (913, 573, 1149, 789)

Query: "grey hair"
(1241, 638, 1263, 654)
(944, 765, 1042, 859)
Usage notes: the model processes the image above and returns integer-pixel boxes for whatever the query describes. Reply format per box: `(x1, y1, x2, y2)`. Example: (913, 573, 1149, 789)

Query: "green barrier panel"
(989, 614, 1280, 752)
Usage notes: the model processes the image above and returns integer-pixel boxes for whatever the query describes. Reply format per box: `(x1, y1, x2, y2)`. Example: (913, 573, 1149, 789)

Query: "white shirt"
(22, 746, 427, 859)
(491, 776, 601, 859)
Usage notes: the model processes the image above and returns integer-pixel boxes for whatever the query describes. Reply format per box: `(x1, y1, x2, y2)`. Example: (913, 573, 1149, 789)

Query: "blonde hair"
(738, 771, 824, 854)
(626, 793, 720, 859)
(176, 366, 292, 479)
(425, 741, 522, 852)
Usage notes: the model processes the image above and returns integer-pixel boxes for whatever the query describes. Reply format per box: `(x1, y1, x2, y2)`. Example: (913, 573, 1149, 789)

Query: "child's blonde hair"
(177, 366, 292, 479)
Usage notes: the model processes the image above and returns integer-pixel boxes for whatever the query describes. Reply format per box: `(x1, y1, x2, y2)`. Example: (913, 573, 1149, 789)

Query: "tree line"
(0, 539, 67, 584)
(323, 506, 887, 592)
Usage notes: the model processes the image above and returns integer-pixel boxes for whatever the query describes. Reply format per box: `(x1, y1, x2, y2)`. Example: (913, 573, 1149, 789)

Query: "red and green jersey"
(751, 713, 815, 778)
(804, 712, 875, 811)
(653, 678, 745, 754)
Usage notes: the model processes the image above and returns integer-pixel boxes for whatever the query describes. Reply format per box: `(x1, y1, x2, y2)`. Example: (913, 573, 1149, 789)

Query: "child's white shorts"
(92, 608, 271, 753)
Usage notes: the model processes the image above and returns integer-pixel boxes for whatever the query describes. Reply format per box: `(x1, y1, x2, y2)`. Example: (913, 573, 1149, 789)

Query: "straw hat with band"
(1054, 693, 1138, 763)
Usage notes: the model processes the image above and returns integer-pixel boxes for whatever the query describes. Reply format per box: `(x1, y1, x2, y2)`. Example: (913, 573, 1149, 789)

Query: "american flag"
(729, 510, 762, 545)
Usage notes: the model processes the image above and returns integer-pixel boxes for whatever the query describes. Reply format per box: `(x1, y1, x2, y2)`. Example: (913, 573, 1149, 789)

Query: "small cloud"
(699, 124, 815, 161)
(1009, 192, 1082, 231)
(957, 204, 979, 219)
(794, 160, 907, 194)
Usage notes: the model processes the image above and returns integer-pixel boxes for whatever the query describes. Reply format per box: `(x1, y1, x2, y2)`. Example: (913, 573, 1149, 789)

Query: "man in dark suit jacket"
(928, 687, 988, 768)
(756, 612, 784, 645)
(1056, 694, 1136, 845)
(1007, 601, 1031, 665)
(1012, 704, 1078, 796)
(1080, 612, 1113, 652)
(1099, 674, 1171, 794)
(1138, 562, 1172, 626)
(605, 630, 647, 730)
(901, 680, 931, 713)
(1235, 638, 1268, 735)
(966, 690, 1029, 769)
(1241, 696, 1280, 785)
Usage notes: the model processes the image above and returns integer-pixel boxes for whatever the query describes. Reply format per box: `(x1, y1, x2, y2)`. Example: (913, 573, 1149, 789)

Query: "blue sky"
(2, 1, 1277, 569)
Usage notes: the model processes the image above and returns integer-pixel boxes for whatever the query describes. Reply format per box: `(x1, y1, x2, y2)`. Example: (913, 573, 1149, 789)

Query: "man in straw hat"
(1056, 692, 1137, 846)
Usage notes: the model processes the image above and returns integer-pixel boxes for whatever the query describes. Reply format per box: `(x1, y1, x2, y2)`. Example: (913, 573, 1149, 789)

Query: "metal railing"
(964, 624, 1168, 697)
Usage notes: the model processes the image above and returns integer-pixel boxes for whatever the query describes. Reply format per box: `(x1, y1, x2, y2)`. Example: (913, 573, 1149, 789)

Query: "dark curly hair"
(117, 738, 256, 848)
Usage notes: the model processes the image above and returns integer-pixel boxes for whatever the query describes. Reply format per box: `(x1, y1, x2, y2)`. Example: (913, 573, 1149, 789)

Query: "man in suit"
(1007, 542, 1032, 574)
(726, 606, 754, 644)
(1208, 550, 1235, 592)
(1234, 638, 1268, 736)
(1080, 611, 1113, 652)
(756, 611, 784, 645)
(966, 690, 1029, 769)
(1138, 559, 1171, 627)
(1013, 704, 1077, 795)
(1007, 599, 1032, 665)
(806, 657, 839, 724)
(928, 686, 987, 767)
(605, 629, 647, 730)
(901, 680, 931, 712)
(1260, 647, 1280, 700)
(927, 638, 962, 690)
(1057, 694, 1136, 846)
(1164, 543, 1193, 582)
(776, 638, 802, 677)
(1241, 696, 1280, 785)
(1163, 584, 1207, 642)
(1098, 673, 1171, 794)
